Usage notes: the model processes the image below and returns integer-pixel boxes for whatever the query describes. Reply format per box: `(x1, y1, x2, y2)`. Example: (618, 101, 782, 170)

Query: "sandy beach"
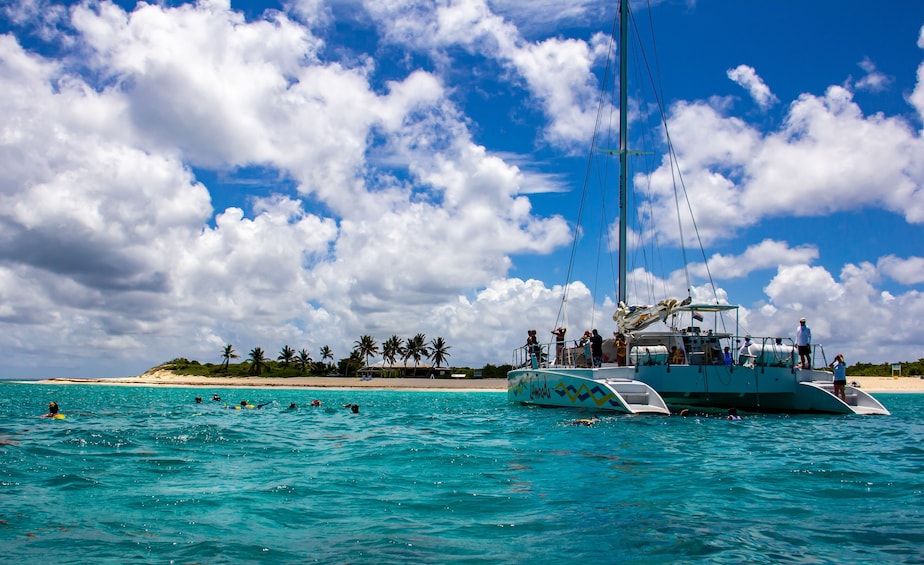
(33, 369, 924, 393)
(38, 369, 509, 391)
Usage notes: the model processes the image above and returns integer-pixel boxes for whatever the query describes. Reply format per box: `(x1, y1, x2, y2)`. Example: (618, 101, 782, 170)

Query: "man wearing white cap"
(795, 318, 812, 369)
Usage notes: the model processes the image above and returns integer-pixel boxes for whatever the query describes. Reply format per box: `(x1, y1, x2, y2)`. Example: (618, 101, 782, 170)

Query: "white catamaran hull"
(508, 364, 890, 415)
(507, 367, 670, 414)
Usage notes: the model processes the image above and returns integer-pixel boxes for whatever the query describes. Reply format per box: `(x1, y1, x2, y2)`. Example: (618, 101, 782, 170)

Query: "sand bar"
(29, 369, 924, 393)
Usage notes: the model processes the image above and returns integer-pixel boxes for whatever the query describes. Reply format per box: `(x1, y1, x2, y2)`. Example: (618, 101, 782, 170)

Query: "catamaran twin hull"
(508, 365, 890, 415)
(507, 367, 671, 415)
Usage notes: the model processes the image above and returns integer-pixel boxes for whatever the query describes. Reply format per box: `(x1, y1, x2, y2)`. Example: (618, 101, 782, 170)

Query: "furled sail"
(613, 298, 684, 334)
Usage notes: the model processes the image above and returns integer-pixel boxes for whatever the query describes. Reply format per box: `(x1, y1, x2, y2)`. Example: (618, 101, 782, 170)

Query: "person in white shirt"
(794, 318, 812, 369)
(738, 336, 752, 363)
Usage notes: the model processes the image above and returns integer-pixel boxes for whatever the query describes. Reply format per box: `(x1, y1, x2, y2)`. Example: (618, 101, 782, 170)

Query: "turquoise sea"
(1, 382, 922, 564)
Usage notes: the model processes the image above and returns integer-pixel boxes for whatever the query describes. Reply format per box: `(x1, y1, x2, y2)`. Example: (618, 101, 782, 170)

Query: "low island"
(38, 367, 924, 393)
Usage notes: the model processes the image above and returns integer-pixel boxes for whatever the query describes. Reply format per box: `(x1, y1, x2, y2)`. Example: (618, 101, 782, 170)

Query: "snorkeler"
(42, 402, 62, 419)
(567, 415, 599, 427)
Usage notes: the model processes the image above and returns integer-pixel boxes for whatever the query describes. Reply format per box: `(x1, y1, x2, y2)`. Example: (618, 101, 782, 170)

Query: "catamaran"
(507, 0, 889, 416)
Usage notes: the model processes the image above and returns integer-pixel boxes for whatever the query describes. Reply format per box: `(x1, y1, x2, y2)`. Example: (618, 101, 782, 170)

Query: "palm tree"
(382, 335, 404, 377)
(296, 348, 313, 375)
(354, 335, 379, 369)
(429, 336, 451, 368)
(320, 345, 334, 370)
(340, 350, 364, 377)
(220, 344, 239, 371)
(248, 347, 267, 376)
(278, 345, 296, 367)
(404, 333, 429, 375)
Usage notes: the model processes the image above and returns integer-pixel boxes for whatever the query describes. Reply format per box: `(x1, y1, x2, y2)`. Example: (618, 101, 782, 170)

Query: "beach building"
(358, 361, 452, 379)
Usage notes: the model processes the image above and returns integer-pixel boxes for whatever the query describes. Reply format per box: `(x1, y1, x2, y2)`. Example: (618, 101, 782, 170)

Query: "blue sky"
(1, 0, 923, 378)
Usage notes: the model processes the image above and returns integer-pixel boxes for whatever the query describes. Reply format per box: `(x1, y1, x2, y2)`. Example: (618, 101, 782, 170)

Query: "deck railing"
(511, 333, 808, 370)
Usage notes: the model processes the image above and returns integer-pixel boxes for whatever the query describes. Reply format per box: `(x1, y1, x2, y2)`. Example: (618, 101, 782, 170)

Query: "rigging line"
(602, 70, 620, 308)
(639, 0, 686, 299)
(629, 4, 690, 299)
(627, 11, 668, 306)
(636, 0, 722, 306)
(632, 123, 668, 304)
(557, 9, 621, 328)
(630, 0, 668, 304)
(592, 105, 617, 329)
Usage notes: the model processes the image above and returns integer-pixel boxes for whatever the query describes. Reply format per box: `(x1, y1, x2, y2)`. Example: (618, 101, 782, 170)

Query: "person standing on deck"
(670, 345, 685, 364)
(830, 353, 847, 402)
(579, 331, 593, 367)
(551, 327, 566, 364)
(614, 333, 627, 366)
(795, 318, 812, 369)
(590, 329, 603, 367)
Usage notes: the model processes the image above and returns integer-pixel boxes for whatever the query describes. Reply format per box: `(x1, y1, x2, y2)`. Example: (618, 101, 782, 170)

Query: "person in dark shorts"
(590, 329, 603, 367)
(794, 317, 812, 369)
(551, 327, 566, 364)
(830, 353, 847, 401)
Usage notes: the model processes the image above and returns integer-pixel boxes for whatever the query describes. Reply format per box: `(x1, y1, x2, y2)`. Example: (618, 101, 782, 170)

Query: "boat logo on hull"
(529, 375, 552, 400)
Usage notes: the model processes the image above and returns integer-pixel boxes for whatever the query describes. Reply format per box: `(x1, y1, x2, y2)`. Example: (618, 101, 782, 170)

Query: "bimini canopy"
(673, 303, 739, 313)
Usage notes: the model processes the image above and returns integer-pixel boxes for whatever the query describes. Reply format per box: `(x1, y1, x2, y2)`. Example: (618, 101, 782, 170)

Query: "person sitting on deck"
(670, 346, 685, 364)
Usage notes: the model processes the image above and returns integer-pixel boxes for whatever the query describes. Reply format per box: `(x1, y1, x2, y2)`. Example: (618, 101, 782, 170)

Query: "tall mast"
(617, 0, 628, 305)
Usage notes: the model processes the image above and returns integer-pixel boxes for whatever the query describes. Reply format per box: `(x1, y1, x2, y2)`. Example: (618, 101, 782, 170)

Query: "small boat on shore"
(507, 0, 889, 416)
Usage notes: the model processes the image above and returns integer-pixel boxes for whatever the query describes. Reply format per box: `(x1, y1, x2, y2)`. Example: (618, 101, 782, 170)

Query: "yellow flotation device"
(53, 414, 66, 419)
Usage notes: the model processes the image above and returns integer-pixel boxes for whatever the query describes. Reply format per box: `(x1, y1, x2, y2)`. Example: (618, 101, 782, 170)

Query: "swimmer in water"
(567, 415, 599, 427)
(42, 401, 60, 418)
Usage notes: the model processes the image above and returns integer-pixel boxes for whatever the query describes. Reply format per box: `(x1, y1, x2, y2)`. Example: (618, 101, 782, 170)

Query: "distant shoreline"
(31, 369, 508, 392)
(22, 369, 924, 393)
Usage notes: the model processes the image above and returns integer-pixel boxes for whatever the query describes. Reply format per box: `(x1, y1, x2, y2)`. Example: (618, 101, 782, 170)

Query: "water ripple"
(1, 384, 923, 563)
